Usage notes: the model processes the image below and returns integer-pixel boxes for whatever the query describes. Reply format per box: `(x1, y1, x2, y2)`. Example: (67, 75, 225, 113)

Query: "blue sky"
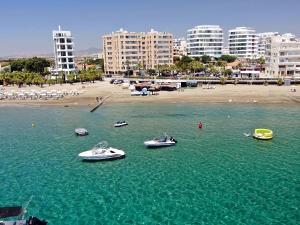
(1, 0, 299, 57)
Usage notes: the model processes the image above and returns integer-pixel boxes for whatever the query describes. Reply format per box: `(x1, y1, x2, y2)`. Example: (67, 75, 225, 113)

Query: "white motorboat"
(144, 134, 177, 148)
(78, 142, 125, 161)
(75, 128, 88, 136)
(114, 121, 128, 127)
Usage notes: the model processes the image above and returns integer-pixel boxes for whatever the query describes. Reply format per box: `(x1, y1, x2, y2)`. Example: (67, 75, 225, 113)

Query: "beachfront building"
(173, 38, 187, 58)
(222, 47, 230, 55)
(52, 26, 75, 75)
(228, 27, 258, 60)
(265, 34, 300, 78)
(103, 28, 173, 74)
(257, 32, 279, 58)
(187, 25, 223, 58)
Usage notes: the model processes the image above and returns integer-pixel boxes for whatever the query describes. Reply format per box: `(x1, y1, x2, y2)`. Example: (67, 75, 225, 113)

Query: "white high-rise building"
(228, 27, 258, 59)
(173, 38, 187, 58)
(52, 26, 75, 74)
(187, 25, 223, 58)
(265, 34, 300, 78)
(257, 32, 279, 58)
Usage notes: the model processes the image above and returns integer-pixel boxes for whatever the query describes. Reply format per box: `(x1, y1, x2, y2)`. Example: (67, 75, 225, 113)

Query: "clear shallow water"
(0, 104, 299, 225)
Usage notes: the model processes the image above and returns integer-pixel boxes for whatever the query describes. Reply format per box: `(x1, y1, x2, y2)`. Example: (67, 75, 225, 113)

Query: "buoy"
(198, 122, 202, 129)
(32, 123, 35, 128)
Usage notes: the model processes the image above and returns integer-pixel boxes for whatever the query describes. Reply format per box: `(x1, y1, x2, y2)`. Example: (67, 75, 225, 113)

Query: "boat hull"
(144, 140, 176, 148)
(114, 123, 128, 127)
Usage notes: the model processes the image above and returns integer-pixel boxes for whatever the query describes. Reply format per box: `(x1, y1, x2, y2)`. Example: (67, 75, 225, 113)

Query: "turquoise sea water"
(0, 104, 299, 225)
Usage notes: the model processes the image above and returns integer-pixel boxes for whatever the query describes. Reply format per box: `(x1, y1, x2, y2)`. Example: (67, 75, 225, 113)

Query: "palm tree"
(257, 57, 265, 72)
(67, 72, 76, 84)
(169, 64, 178, 76)
(220, 76, 227, 85)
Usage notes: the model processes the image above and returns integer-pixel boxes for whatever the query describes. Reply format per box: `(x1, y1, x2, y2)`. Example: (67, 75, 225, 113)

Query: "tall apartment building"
(103, 29, 173, 74)
(187, 25, 223, 58)
(257, 32, 279, 58)
(228, 27, 258, 59)
(52, 26, 75, 74)
(173, 38, 187, 58)
(265, 34, 300, 78)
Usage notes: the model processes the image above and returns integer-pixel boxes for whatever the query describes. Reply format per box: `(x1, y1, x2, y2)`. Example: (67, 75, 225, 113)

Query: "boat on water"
(114, 121, 128, 127)
(144, 134, 177, 148)
(253, 128, 273, 140)
(78, 142, 125, 161)
(0, 206, 47, 225)
(75, 128, 88, 136)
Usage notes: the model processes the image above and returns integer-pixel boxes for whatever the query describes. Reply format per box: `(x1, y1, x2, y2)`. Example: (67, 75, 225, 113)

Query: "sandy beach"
(0, 80, 299, 107)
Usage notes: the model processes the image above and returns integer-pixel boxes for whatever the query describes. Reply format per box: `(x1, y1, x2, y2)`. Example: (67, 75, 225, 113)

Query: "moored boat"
(75, 128, 88, 136)
(0, 206, 47, 225)
(253, 128, 273, 140)
(78, 142, 125, 161)
(144, 134, 177, 148)
(114, 121, 128, 127)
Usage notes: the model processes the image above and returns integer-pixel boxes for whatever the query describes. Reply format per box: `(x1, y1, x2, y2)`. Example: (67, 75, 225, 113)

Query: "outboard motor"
(170, 137, 177, 143)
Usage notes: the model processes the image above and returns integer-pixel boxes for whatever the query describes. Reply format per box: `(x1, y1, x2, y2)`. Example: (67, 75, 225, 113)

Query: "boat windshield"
(94, 141, 108, 149)
(153, 136, 167, 142)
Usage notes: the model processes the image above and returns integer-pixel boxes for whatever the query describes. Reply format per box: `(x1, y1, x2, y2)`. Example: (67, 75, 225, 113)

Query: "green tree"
(0, 72, 13, 86)
(10, 59, 26, 72)
(189, 60, 204, 74)
(209, 65, 218, 75)
(10, 57, 50, 74)
(169, 64, 178, 75)
(12, 71, 26, 87)
(224, 69, 233, 77)
(201, 55, 211, 64)
(219, 55, 237, 63)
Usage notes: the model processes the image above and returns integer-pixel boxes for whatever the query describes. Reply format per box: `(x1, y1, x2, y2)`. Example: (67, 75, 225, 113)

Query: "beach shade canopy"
(0, 206, 23, 218)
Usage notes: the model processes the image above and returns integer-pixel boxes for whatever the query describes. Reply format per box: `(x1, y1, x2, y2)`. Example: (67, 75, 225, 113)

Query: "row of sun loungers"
(0, 89, 82, 100)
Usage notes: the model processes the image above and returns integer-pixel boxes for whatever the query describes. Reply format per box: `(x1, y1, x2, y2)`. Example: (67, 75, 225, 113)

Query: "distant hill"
(75, 47, 101, 57)
(0, 47, 102, 60)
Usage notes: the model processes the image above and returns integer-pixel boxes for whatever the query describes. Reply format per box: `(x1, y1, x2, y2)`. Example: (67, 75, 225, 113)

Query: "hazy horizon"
(1, 0, 300, 57)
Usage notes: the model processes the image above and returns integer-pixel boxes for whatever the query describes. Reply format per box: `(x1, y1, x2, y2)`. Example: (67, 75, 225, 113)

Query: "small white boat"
(78, 142, 125, 161)
(114, 121, 128, 127)
(75, 128, 88, 136)
(144, 134, 177, 148)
